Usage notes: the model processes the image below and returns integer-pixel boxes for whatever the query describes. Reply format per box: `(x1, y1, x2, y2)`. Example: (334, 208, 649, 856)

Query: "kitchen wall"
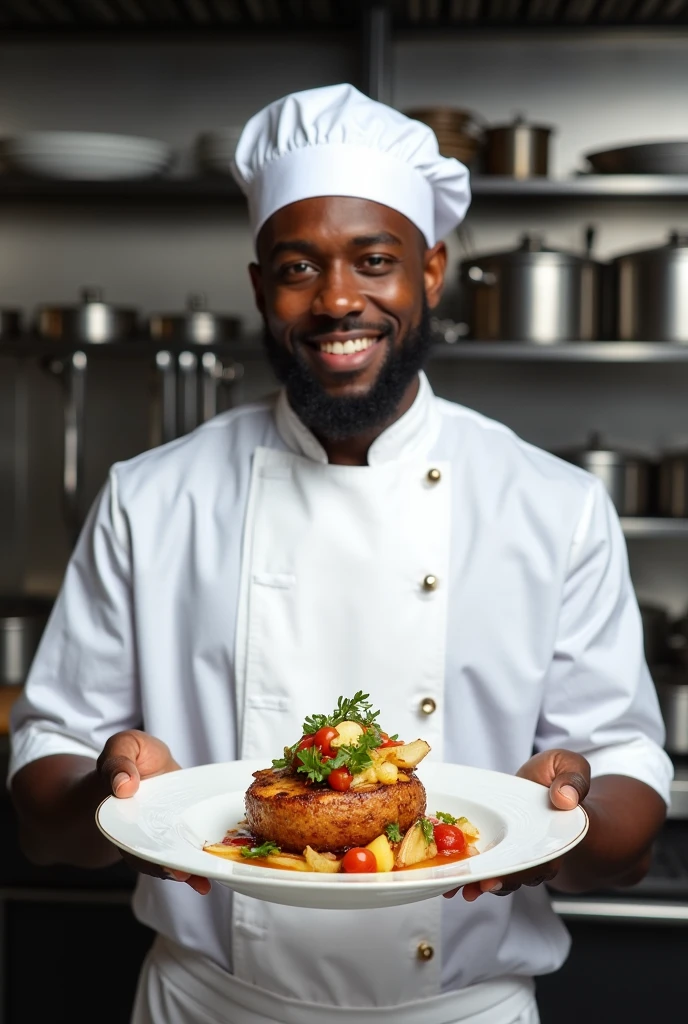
(1, 29, 687, 611)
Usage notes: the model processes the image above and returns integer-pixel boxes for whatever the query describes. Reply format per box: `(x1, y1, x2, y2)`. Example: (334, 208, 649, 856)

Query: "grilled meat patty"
(245, 768, 426, 853)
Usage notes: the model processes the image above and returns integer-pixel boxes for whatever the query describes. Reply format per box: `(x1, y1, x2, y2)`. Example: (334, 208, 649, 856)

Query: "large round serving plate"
(96, 760, 588, 910)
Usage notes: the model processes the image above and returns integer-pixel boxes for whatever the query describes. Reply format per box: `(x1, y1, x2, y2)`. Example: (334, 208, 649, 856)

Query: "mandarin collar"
(274, 372, 441, 466)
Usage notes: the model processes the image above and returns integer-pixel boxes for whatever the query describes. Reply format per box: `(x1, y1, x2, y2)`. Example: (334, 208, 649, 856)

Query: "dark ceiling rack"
(1, 0, 687, 31)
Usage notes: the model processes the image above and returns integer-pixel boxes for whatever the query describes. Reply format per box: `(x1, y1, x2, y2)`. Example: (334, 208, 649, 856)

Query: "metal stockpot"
(460, 233, 602, 344)
(556, 434, 653, 516)
(655, 669, 688, 756)
(0, 596, 53, 686)
(36, 287, 138, 344)
(483, 117, 552, 178)
(658, 450, 688, 518)
(148, 293, 241, 345)
(613, 232, 688, 342)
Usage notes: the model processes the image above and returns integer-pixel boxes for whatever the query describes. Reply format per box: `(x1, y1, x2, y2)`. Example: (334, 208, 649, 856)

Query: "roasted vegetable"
(304, 846, 342, 873)
(395, 821, 437, 867)
(366, 833, 395, 872)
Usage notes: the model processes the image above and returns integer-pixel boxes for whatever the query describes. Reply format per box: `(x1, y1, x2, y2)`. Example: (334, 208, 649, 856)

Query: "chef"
(9, 84, 671, 1024)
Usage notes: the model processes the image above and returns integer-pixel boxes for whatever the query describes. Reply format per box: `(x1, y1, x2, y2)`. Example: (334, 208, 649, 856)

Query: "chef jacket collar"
(274, 372, 441, 465)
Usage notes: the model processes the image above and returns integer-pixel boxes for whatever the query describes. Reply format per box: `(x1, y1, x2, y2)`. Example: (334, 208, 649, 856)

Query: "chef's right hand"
(97, 729, 211, 895)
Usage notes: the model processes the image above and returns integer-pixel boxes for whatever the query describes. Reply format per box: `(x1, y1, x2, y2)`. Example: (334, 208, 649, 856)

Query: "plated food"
(204, 692, 480, 873)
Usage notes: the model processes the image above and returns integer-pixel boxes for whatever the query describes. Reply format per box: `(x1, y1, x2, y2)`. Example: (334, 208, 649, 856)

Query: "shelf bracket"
(361, 2, 392, 105)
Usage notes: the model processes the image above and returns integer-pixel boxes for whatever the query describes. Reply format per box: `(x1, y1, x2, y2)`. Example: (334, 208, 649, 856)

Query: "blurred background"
(2, 1, 688, 1021)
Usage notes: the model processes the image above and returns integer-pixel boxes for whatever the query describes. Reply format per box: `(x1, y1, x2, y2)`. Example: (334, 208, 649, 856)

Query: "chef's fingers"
(118, 853, 211, 895)
(454, 860, 562, 902)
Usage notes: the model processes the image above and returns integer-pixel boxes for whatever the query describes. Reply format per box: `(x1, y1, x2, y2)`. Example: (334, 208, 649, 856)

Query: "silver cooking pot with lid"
(613, 231, 688, 343)
(460, 231, 602, 344)
(148, 294, 241, 345)
(554, 433, 653, 516)
(36, 287, 138, 344)
(0, 596, 53, 686)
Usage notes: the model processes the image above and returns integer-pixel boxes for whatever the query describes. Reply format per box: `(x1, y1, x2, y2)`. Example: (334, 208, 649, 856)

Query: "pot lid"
(555, 432, 653, 462)
(463, 233, 595, 266)
(614, 230, 688, 262)
(486, 114, 553, 134)
(37, 288, 135, 313)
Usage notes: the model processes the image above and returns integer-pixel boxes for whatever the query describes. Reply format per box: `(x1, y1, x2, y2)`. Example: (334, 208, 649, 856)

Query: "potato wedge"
(395, 822, 437, 868)
(203, 843, 244, 860)
(350, 766, 378, 789)
(265, 852, 310, 872)
(330, 720, 364, 749)
(304, 846, 342, 873)
(374, 739, 431, 770)
(457, 816, 480, 842)
(374, 760, 399, 785)
(366, 833, 395, 872)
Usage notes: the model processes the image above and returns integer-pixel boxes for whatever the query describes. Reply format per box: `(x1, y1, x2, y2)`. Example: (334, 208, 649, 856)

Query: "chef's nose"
(311, 265, 365, 319)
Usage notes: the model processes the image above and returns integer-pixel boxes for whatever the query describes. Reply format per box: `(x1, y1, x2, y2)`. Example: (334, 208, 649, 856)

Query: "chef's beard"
(262, 299, 433, 441)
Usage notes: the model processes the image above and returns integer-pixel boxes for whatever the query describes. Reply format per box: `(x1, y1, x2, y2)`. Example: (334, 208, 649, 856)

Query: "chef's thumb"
(549, 770, 589, 810)
(97, 734, 143, 798)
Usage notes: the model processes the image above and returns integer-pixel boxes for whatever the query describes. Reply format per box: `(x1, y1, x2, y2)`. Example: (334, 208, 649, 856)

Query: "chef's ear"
(423, 242, 447, 310)
(249, 262, 266, 317)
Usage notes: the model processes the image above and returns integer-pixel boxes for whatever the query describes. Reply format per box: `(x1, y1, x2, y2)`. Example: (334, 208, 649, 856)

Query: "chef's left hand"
(444, 748, 590, 901)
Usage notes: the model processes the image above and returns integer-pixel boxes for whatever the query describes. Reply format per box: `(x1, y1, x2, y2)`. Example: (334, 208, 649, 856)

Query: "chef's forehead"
(255, 196, 427, 260)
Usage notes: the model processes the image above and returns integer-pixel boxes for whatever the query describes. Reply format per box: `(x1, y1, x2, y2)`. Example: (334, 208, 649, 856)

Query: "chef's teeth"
(319, 337, 376, 354)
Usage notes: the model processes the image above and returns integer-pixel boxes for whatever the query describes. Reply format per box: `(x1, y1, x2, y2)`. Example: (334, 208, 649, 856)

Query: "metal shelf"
(1, 0, 688, 32)
(430, 343, 688, 362)
(620, 519, 688, 539)
(5, 175, 688, 205)
(471, 176, 688, 200)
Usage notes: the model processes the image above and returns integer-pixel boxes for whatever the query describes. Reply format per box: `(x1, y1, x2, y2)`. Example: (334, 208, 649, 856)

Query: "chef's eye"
(281, 261, 317, 280)
(360, 254, 393, 273)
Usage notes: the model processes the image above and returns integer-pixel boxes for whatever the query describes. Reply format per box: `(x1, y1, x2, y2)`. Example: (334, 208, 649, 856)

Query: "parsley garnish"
(419, 818, 435, 845)
(272, 745, 296, 770)
(295, 745, 333, 783)
(302, 691, 381, 736)
(435, 811, 458, 825)
(385, 822, 403, 843)
(240, 840, 280, 859)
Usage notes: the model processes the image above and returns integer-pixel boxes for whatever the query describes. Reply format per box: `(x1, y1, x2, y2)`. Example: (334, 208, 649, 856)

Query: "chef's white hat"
(232, 83, 471, 247)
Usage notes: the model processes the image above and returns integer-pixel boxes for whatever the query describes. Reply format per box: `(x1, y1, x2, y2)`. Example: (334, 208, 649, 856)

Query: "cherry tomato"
(296, 735, 316, 752)
(433, 824, 467, 855)
(341, 848, 377, 873)
(379, 732, 404, 748)
(313, 726, 339, 757)
(328, 767, 352, 791)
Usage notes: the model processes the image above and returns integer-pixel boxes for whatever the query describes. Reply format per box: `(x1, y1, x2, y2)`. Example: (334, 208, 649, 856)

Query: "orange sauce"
(206, 847, 475, 872)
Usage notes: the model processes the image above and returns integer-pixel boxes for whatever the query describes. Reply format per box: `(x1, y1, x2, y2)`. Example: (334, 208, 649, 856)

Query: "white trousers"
(131, 936, 540, 1024)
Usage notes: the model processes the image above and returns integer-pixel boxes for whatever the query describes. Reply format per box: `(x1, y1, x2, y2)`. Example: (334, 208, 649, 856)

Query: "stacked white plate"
(196, 128, 242, 176)
(0, 132, 173, 180)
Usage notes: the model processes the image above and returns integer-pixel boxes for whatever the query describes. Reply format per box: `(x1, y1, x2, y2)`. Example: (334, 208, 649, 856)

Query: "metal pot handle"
(464, 266, 497, 286)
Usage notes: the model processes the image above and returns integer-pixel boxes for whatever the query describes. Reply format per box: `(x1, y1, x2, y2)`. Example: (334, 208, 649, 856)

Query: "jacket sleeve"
(8, 467, 141, 781)
(535, 479, 673, 804)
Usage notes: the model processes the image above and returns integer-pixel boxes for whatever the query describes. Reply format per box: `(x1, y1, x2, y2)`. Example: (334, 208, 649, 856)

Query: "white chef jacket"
(9, 372, 672, 1011)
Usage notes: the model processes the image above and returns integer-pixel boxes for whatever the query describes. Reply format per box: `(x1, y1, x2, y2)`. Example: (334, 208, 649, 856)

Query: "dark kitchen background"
(2, 2, 688, 1022)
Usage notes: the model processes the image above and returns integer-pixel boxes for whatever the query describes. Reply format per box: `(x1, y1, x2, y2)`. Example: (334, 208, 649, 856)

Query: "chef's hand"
(97, 729, 211, 895)
(444, 748, 590, 901)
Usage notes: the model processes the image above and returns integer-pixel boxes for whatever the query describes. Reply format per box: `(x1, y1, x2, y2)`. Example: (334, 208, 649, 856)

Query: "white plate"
(96, 760, 588, 910)
(0, 132, 173, 180)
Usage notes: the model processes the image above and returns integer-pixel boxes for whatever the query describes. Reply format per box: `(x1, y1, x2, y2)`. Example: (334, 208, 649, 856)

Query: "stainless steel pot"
(658, 450, 688, 518)
(148, 293, 241, 345)
(483, 117, 552, 178)
(556, 434, 653, 516)
(0, 596, 53, 686)
(0, 309, 22, 340)
(36, 287, 138, 344)
(460, 232, 602, 344)
(613, 232, 688, 343)
(655, 668, 688, 756)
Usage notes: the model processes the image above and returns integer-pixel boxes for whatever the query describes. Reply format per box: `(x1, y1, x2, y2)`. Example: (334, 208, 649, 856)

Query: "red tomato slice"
(296, 735, 316, 752)
(433, 824, 467, 854)
(313, 726, 339, 757)
(341, 848, 377, 873)
(328, 767, 352, 791)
